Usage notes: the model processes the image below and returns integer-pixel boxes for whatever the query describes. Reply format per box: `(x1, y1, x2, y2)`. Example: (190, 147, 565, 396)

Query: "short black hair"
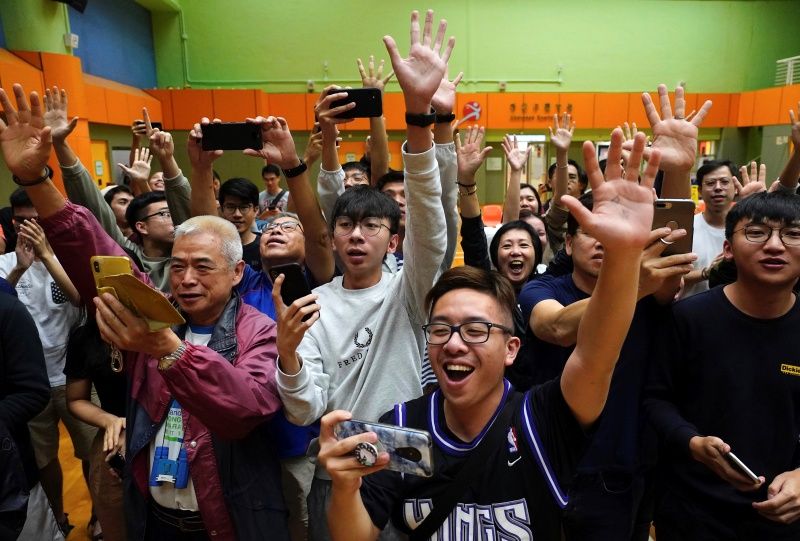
(9, 188, 32, 209)
(125, 191, 168, 228)
(331, 185, 400, 234)
(376, 170, 404, 193)
(262, 164, 281, 178)
(725, 192, 800, 240)
(103, 185, 133, 206)
(547, 159, 583, 181)
(567, 192, 594, 236)
(219, 177, 259, 207)
(426, 266, 517, 328)
(519, 183, 543, 216)
(343, 161, 368, 178)
(489, 220, 543, 280)
(697, 160, 736, 184)
(212, 169, 222, 182)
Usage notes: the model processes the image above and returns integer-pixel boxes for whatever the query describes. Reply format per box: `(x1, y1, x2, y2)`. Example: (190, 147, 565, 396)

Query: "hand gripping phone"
(201, 122, 262, 151)
(267, 263, 312, 306)
(725, 451, 760, 484)
(91, 256, 184, 331)
(335, 419, 434, 477)
(652, 199, 695, 256)
(330, 88, 383, 119)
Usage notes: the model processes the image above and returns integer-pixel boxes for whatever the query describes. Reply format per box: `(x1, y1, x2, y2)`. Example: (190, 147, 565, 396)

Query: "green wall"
(0, 0, 71, 54)
(151, 0, 800, 93)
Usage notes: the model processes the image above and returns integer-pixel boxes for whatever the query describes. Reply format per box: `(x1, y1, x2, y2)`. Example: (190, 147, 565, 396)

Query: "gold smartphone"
(90, 256, 184, 331)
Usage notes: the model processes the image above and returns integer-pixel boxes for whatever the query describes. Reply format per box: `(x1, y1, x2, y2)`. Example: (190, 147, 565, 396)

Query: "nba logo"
(507, 427, 519, 453)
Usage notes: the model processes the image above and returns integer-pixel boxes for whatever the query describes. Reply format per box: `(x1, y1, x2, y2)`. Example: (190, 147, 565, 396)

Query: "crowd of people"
(1, 8, 800, 541)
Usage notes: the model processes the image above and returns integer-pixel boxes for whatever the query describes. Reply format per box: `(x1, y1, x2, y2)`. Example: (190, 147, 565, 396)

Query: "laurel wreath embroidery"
(353, 327, 373, 348)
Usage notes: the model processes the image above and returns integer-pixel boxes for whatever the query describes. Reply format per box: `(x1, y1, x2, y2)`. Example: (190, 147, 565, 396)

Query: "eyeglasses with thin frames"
(701, 177, 733, 189)
(222, 203, 255, 214)
(263, 221, 303, 234)
(422, 321, 514, 345)
(139, 209, 171, 221)
(333, 218, 391, 237)
(734, 224, 800, 246)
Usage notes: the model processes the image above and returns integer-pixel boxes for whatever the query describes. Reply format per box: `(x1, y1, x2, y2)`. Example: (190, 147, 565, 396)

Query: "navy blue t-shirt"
(518, 273, 662, 473)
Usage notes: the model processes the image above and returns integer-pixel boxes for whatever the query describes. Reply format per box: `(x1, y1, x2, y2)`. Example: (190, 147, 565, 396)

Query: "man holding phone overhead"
(0, 83, 288, 541)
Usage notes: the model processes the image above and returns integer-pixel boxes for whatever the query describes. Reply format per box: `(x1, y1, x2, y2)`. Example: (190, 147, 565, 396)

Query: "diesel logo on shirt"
(780, 363, 800, 377)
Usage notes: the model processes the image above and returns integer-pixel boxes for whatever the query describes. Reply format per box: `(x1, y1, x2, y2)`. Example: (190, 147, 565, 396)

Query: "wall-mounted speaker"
(52, 0, 88, 14)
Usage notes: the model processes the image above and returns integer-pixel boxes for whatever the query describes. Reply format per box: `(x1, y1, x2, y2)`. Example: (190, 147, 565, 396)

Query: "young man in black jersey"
(317, 128, 661, 540)
(645, 191, 800, 539)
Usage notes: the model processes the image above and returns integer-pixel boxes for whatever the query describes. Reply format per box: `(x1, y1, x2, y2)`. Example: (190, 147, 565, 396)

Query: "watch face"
(354, 442, 379, 467)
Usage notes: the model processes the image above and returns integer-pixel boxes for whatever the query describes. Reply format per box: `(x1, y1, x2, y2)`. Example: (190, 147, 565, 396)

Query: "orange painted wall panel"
(338, 115, 370, 132)
(751, 87, 783, 126)
(145, 89, 174, 130)
(593, 94, 629, 128)
(693, 93, 730, 127)
(524, 93, 560, 129)
(0, 50, 45, 102)
(737, 92, 756, 127)
(40, 53, 88, 118)
(171, 90, 213, 129)
(487, 93, 525, 130)
(305, 93, 318, 130)
(212, 89, 258, 122)
(780, 85, 800, 123)
(559, 93, 594, 129)
(383, 93, 406, 130)
(627, 92, 662, 127)
(127, 93, 162, 128)
(104, 89, 130, 125)
(728, 94, 741, 126)
(456, 93, 487, 127)
(268, 93, 308, 131)
(85, 83, 108, 124)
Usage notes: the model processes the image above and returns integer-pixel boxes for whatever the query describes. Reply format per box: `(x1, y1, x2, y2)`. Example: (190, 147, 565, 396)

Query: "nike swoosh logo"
(507, 456, 522, 467)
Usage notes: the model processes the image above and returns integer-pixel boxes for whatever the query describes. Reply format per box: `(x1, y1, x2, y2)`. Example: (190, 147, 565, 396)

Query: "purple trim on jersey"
(521, 391, 569, 509)
(394, 403, 406, 427)
(428, 379, 512, 457)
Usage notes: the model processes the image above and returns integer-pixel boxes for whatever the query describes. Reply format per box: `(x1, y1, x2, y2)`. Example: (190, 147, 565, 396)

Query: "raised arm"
(432, 70, 461, 270)
(187, 118, 224, 217)
(559, 129, 659, 428)
(119, 146, 153, 196)
(501, 135, 530, 223)
(637, 84, 712, 199)
(316, 86, 353, 219)
(357, 55, 393, 183)
(17, 219, 81, 305)
(778, 104, 800, 192)
(456, 125, 493, 270)
(145, 107, 181, 181)
(548, 112, 574, 210)
(244, 116, 335, 284)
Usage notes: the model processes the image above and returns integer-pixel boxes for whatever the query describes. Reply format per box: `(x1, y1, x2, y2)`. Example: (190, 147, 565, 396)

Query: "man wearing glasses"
(218, 178, 262, 271)
(317, 127, 661, 540)
(680, 160, 738, 298)
(645, 191, 800, 538)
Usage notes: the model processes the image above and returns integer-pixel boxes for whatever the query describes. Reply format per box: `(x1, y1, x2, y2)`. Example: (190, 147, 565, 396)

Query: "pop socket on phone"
(354, 442, 379, 467)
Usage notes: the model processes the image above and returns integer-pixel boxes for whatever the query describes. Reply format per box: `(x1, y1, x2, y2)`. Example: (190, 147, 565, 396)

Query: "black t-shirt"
(242, 233, 262, 272)
(63, 321, 127, 418)
(360, 379, 587, 540)
(645, 286, 800, 520)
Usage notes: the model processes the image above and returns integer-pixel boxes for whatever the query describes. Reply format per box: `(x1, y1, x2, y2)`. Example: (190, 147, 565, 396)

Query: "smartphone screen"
(201, 122, 262, 151)
(331, 88, 383, 119)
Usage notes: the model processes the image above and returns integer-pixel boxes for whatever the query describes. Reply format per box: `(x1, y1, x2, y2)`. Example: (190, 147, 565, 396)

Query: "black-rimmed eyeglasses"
(422, 321, 514, 345)
(733, 224, 800, 246)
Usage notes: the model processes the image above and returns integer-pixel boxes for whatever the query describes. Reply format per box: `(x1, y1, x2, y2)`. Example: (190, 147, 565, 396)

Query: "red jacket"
(42, 202, 285, 540)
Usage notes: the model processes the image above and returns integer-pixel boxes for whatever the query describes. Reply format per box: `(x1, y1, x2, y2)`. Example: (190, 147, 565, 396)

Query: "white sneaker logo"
(507, 456, 522, 467)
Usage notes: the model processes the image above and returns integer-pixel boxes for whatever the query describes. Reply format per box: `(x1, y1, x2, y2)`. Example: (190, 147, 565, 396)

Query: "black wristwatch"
(12, 165, 53, 187)
(283, 159, 308, 179)
(405, 109, 436, 127)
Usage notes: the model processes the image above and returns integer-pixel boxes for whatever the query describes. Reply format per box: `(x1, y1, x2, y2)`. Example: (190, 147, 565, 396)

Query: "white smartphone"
(725, 451, 760, 483)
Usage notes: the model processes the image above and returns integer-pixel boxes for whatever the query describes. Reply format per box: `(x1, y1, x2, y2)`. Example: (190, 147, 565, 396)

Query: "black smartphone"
(201, 122, 262, 151)
(331, 88, 383, 119)
(107, 452, 126, 477)
(268, 263, 312, 306)
(652, 199, 695, 255)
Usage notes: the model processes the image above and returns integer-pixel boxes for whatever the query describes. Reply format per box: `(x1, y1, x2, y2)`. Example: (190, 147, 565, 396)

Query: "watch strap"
(158, 342, 188, 371)
(405, 109, 436, 127)
(12, 165, 53, 187)
(283, 159, 308, 179)
(435, 112, 456, 124)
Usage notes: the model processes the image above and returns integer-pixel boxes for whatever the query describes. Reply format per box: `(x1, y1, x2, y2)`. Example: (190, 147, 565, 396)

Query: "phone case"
(335, 419, 434, 477)
(652, 199, 696, 255)
(331, 88, 383, 119)
(201, 122, 262, 151)
(267, 263, 312, 307)
(90, 256, 185, 330)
